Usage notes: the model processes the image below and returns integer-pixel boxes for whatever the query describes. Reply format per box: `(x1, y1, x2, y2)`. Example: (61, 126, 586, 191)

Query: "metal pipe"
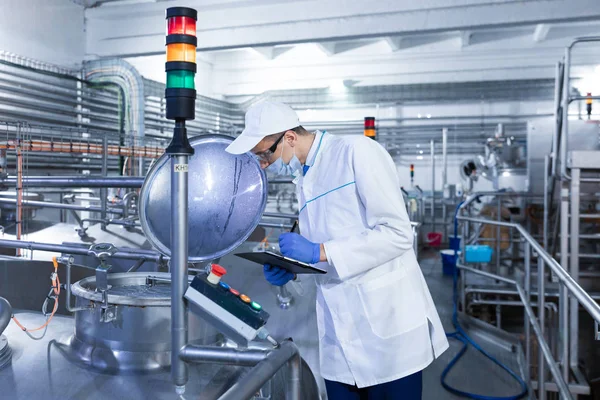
(516, 285, 572, 399)
(543, 155, 549, 251)
(262, 212, 298, 220)
(0, 197, 124, 214)
(560, 183, 570, 382)
(442, 128, 448, 189)
(179, 344, 269, 366)
(171, 152, 189, 390)
(430, 139, 435, 233)
(569, 168, 580, 372)
(457, 216, 600, 324)
(456, 263, 573, 398)
(259, 222, 293, 230)
(538, 256, 546, 400)
(1, 176, 144, 188)
(561, 46, 570, 180)
(0, 238, 162, 262)
(64, 258, 91, 312)
(524, 241, 532, 387)
(218, 340, 300, 400)
(101, 136, 108, 230)
(0, 297, 11, 336)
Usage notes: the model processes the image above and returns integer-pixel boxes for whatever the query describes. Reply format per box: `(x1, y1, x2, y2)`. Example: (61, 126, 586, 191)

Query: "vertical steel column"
(100, 135, 108, 230)
(430, 140, 435, 233)
(524, 241, 531, 386)
(461, 219, 467, 312)
(543, 155, 549, 251)
(560, 184, 570, 382)
(560, 48, 570, 179)
(538, 256, 546, 400)
(442, 128, 448, 242)
(569, 168, 580, 374)
(496, 198, 501, 274)
(171, 152, 189, 392)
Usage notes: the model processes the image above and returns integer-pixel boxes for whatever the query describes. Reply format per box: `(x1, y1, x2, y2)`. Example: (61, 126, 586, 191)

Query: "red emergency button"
(207, 264, 227, 285)
(229, 288, 240, 296)
(211, 264, 226, 277)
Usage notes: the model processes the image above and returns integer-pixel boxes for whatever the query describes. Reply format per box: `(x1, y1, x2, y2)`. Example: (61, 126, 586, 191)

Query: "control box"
(184, 265, 270, 345)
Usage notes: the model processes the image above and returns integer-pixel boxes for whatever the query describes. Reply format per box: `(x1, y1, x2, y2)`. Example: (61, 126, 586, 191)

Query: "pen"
(290, 220, 298, 233)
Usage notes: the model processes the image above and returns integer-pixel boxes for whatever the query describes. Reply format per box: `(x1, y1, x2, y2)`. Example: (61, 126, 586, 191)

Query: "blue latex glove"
(279, 232, 320, 264)
(263, 264, 294, 286)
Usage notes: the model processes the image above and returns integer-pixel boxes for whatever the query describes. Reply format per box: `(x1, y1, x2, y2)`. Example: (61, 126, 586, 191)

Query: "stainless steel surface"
(569, 167, 580, 372)
(0, 297, 11, 370)
(0, 197, 124, 214)
(139, 135, 267, 262)
(458, 216, 600, 325)
(560, 184, 571, 383)
(219, 340, 300, 400)
(180, 344, 269, 366)
(528, 119, 600, 196)
(524, 242, 531, 387)
(69, 272, 216, 373)
(457, 263, 573, 399)
(430, 139, 435, 233)
(171, 153, 189, 389)
(1, 176, 145, 188)
(0, 238, 163, 262)
(101, 136, 108, 229)
(538, 256, 546, 400)
(567, 150, 600, 169)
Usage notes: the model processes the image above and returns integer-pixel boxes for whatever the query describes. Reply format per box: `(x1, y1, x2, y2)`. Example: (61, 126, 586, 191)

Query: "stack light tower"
(364, 116, 376, 140)
(165, 6, 197, 394)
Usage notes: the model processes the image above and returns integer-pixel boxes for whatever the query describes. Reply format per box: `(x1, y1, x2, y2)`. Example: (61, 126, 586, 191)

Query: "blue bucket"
(449, 236, 461, 251)
(440, 249, 461, 276)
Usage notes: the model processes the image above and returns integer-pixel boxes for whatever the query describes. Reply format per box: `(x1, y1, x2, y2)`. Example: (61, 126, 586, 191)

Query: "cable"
(441, 203, 528, 400)
(11, 257, 61, 335)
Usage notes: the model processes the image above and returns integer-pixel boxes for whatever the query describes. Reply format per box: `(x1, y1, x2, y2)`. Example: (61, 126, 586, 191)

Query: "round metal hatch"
(139, 135, 267, 262)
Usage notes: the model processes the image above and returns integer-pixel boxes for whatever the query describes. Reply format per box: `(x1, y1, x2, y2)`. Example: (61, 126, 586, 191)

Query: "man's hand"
(279, 232, 322, 264)
(263, 264, 294, 286)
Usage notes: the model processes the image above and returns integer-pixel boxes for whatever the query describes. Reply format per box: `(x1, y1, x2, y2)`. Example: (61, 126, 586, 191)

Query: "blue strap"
(299, 181, 355, 213)
(303, 131, 326, 176)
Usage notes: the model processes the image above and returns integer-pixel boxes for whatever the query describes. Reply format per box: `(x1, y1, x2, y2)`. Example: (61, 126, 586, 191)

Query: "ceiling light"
(417, 156, 424, 160)
(329, 79, 347, 93)
(426, 114, 431, 119)
(417, 114, 422, 118)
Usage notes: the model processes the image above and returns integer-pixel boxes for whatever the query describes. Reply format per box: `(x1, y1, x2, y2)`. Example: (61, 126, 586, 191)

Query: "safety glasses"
(255, 132, 285, 161)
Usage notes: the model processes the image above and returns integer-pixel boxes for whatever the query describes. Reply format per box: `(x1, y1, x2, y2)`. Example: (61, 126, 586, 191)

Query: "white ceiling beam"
(249, 46, 275, 60)
(460, 31, 472, 48)
(533, 24, 551, 42)
(85, 0, 600, 58)
(315, 43, 337, 57)
(384, 37, 403, 52)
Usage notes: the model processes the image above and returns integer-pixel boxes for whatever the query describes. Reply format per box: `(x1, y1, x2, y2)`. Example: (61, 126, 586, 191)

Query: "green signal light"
(166, 70, 195, 89)
(250, 301, 262, 311)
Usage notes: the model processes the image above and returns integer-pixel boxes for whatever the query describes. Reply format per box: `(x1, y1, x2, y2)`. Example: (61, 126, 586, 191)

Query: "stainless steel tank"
(68, 272, 218, 372)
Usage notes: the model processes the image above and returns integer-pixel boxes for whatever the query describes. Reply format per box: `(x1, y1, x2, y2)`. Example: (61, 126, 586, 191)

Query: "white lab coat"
(296, 132, 449, 388)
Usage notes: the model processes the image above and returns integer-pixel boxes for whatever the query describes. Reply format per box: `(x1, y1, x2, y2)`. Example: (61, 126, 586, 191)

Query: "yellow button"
(239, 294, 251, 303)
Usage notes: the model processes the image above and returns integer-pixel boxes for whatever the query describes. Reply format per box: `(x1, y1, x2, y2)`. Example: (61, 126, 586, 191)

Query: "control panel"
(185, 264, 271, 345)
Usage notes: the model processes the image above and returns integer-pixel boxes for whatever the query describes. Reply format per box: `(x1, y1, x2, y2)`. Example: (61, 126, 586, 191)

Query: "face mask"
(266, 139, 302, 176)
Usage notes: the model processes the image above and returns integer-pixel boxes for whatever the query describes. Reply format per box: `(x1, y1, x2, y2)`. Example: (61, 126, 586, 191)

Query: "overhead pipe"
(0, 176, 144, 188)
(0, 197, 124, 214)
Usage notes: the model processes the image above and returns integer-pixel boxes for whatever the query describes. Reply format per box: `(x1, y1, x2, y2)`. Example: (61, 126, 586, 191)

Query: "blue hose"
(441, 203, 528, 400)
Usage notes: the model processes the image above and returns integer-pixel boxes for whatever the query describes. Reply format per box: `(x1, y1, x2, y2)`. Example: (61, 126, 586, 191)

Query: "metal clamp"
(88, 243, 118, 262)
(88, 243, 118, 323)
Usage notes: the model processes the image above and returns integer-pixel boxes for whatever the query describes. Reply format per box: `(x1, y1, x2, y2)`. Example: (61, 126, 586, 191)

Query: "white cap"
(225, 101, 299, 154)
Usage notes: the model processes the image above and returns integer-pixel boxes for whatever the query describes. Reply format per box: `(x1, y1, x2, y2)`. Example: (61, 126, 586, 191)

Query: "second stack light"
(364, 117, 376, 140)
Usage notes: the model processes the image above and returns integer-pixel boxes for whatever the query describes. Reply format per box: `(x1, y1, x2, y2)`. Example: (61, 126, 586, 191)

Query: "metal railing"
(457, 215, 600, 400)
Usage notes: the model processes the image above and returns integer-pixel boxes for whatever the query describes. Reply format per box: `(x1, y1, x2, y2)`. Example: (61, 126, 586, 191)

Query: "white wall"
(0, 0, 85, 67)
(125, 53, 218, 98)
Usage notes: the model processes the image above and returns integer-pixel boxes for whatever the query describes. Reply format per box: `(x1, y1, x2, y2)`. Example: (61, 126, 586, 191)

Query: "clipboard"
(235, 251, 327, 275)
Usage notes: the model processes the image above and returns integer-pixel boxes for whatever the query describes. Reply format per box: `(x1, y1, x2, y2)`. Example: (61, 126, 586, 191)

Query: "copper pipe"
(0, 139, 164, 158)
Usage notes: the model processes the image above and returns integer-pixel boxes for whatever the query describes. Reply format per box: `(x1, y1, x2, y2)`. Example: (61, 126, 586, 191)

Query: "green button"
(250, 301, 262, 311)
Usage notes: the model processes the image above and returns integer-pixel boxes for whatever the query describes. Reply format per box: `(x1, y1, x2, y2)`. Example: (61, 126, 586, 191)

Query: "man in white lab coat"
(226, 101, 449, 399)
